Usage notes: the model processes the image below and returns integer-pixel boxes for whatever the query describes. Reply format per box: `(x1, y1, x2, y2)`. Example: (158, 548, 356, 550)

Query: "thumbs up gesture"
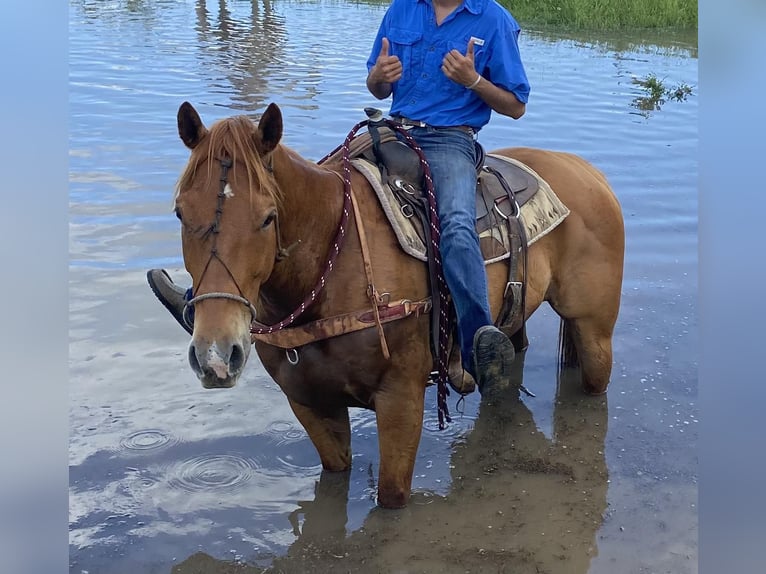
(370, 37, 402, 85)
(442, 38, 481, 88)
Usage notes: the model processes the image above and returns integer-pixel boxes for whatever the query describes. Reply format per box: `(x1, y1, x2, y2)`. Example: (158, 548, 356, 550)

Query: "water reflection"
(170, 354, 608, 573)
(525, 26, 698, 59)
(193, 0, 288, 111)
(628, 73, 694, 118)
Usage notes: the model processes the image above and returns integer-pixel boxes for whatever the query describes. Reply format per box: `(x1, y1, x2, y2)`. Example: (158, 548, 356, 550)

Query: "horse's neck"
(259, 145, 346, 314)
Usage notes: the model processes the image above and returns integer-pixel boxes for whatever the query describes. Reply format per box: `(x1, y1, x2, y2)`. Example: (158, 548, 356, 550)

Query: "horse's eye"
(174, 207, 183, 221)
(261, 211, 276, 229)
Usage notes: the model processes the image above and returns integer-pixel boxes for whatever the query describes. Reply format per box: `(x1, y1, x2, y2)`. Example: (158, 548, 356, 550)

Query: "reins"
(319, 119, 454, 429)
(248, 123, 359, 335)
(374, 120, 454, 429)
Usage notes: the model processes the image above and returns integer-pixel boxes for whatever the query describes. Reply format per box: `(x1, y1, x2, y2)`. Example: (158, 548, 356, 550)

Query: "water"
(68, 1, 698, 572)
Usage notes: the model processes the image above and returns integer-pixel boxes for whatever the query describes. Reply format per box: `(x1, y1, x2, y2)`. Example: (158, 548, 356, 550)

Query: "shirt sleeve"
(485, 18, 530, 104)
(366, 12, 390, 73)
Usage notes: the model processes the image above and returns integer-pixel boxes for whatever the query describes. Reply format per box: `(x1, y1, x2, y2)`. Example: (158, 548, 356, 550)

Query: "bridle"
(184, 152, 351, 334)
(183, 157, 258, 326)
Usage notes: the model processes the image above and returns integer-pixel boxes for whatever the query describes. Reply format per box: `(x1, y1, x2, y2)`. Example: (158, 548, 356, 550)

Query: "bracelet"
(466, 74, 482, 90)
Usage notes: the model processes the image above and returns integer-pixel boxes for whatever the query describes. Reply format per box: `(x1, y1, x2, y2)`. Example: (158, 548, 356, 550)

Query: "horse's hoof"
(377, 488, 409, 509)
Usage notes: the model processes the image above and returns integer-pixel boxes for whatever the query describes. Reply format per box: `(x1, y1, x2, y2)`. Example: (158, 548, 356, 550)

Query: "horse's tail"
(557, 318, 579, 374)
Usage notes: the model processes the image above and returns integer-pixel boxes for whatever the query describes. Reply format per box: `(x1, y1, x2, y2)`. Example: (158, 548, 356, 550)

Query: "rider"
(147, 0, 529, 396)
(365, 0, 530, 394)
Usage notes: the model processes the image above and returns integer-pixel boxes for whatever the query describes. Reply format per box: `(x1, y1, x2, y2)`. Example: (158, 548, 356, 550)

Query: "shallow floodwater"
(69, 1, 698, 573)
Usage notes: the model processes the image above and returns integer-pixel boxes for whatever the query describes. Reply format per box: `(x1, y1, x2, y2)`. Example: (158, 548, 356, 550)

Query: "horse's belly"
(261, 346, 379, 410)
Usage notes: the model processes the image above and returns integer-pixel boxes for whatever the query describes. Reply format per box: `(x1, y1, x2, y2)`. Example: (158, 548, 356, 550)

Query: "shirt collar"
(420, 0, 484, 16)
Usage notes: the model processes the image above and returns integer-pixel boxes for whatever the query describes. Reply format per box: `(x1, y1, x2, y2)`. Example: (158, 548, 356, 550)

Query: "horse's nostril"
(229, 343, 245, 374)
(188, 343, 203, 375)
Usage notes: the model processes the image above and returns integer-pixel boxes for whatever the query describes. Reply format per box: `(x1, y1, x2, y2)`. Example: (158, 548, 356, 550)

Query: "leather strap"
(251, 298, 431, 349)
(389, 181, 442, 363)
(348, 181, 391, 359)
(491, 168, 529, 339)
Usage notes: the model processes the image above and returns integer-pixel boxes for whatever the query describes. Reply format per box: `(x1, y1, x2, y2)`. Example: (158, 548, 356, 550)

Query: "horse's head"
(173, 101, 283, 389)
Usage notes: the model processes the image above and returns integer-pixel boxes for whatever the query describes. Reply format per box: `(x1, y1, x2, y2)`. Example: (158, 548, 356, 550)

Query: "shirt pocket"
(388, 27, 423, 84)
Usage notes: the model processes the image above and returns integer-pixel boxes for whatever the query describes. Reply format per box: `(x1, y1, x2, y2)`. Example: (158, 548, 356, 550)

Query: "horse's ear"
(257, 103, 283, 154)
(177, 101, 208, 149)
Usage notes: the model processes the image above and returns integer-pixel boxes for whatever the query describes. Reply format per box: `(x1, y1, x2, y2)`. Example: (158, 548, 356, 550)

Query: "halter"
(184, 157, 259, 325)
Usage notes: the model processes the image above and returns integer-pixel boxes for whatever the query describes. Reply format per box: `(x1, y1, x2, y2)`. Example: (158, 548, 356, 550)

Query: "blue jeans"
(402, 126, 493, 376)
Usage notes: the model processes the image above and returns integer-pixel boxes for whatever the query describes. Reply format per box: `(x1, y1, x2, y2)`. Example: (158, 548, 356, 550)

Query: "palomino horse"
(171, 101, 624, 508)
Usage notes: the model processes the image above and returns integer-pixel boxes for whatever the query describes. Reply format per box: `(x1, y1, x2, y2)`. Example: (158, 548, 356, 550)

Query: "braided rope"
(381, 121, 453, 429)
(255, 119, 453, 429)
(250, 120, 367, 335)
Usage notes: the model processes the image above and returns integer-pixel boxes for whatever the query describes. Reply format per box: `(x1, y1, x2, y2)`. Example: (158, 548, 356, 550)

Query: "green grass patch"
(630, 73, 693, 116)
(503, 0, 697, 31)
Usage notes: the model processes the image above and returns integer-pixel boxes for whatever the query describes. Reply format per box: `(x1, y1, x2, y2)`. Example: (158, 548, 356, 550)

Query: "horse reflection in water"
(171, 355, 609, 574)
(170, 101, 623, 509)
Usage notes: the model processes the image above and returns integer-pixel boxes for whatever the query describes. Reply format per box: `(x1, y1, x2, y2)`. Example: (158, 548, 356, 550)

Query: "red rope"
(382, 121, 453, 429)
(254, 120, 453, 429)
(250, 120, 367, 335)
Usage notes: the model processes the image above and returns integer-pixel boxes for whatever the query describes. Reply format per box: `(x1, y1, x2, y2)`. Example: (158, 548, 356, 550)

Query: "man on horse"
(147, 0, 530, 397)
(365, 0, 530, 395)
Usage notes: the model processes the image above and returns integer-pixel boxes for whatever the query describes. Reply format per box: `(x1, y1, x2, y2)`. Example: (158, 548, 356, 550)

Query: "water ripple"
(422, 407, 477, 440)
(119, 429, 178, 453)
(264, 420, 307, 446)
(166, 453, 261, 493)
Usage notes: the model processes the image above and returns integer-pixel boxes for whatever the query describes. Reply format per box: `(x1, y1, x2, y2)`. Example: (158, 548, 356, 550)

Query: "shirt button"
(422, 73, 428, 78)
(428, 46, 435, 52)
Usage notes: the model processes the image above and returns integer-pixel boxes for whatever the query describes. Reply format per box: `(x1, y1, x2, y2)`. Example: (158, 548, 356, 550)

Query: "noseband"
(184, 157, 259, 325)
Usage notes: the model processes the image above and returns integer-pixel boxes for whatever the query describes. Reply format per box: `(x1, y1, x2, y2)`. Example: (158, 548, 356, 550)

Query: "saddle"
(354, 124, 539, 347)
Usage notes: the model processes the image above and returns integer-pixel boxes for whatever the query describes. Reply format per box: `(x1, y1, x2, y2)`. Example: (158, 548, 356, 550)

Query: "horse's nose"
(188, 339, 246, 385)
(228, 342, 245, 373)
(188, 342, 204, 377)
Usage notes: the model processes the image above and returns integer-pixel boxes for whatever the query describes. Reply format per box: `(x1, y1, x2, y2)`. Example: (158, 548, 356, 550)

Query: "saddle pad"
(352, 154, 570, 264)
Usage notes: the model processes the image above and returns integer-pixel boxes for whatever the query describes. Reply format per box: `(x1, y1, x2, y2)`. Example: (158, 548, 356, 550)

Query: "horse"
(171, 101, 624, 509)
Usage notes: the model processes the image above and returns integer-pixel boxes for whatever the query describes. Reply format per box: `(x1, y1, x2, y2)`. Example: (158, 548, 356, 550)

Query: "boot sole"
(146, 270, 193, 335)
(473, 327, 515, 395)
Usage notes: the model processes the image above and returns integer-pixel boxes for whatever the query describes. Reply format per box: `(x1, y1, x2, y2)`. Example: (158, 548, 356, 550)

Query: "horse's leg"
(549, 274, 620, 395)
(528, 206, 621, 395)
(373, 377, 425, 508)
(287, 398, 351, 471)
(559, 315, 616, 395)
(529, 245, 620, 394)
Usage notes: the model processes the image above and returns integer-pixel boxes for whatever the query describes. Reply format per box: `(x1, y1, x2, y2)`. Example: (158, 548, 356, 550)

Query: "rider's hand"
(441, 38, 480, 88)
(369, 38, 403, 85)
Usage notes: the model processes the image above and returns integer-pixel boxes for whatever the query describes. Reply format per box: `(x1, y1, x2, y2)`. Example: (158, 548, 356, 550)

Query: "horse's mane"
(175, 115, 281, 207)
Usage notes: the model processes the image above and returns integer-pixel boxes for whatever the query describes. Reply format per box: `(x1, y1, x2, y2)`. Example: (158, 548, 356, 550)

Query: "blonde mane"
(174, 114, 281, 208)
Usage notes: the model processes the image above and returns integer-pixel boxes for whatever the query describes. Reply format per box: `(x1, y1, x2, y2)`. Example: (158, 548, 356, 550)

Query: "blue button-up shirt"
(366, 0, 530, 131)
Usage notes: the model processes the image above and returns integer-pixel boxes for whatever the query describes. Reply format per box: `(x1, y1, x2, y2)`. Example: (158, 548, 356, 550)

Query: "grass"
(502, 0, 698, 31)
(630, 73, 693, 116)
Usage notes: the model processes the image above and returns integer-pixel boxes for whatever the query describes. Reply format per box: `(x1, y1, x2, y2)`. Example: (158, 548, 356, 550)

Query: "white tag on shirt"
(470, 36, 485, 46)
